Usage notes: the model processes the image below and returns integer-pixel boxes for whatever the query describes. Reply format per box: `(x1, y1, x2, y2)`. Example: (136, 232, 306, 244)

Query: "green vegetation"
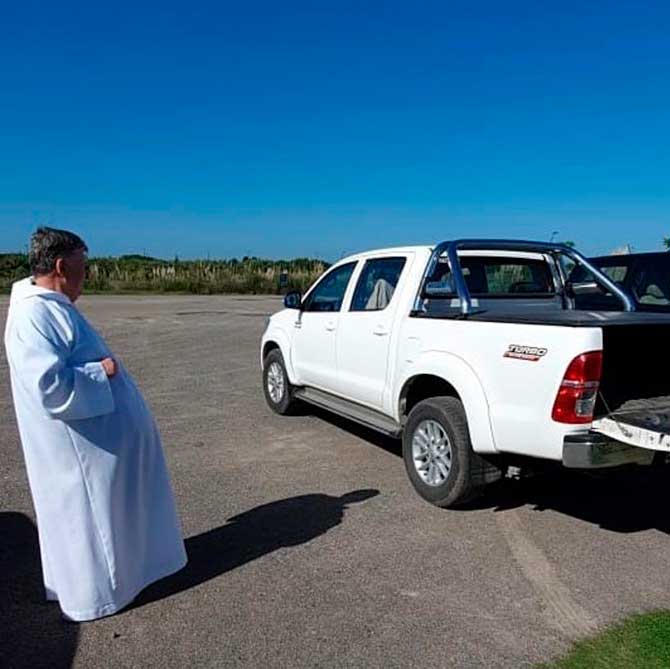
(542, 612, 670, 668)
(0, 253, 328, 295)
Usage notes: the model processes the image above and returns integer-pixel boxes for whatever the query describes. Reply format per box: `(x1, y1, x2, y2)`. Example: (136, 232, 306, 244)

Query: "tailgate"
(593, 397, 670, 452)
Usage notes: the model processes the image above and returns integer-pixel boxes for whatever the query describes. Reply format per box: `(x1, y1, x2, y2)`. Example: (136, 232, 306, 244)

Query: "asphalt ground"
(2, 294, 670, 668)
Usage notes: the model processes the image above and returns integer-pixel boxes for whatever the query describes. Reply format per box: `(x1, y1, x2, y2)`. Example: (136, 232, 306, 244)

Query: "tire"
(403, 396, 494, 508)
(262, 349, 297, 415)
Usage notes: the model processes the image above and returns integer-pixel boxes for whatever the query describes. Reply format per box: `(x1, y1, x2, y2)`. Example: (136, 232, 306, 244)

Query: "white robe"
(4, 278, 187, 621)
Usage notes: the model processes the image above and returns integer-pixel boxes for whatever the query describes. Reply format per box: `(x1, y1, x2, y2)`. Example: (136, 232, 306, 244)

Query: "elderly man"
(4, 227, 187, 621)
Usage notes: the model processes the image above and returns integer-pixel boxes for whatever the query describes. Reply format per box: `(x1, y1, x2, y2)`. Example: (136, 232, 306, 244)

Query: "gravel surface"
(2, 294, 670, 668)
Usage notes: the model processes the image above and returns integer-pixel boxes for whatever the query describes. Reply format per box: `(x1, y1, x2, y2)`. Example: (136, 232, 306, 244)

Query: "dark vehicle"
(570, 252, 670, 312)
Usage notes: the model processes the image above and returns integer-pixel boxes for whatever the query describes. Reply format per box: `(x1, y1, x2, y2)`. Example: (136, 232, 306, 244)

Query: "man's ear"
(54, 257, 66, 277)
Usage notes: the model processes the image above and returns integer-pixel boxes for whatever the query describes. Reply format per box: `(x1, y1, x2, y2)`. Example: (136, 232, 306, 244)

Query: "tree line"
(0, 254, 329, 295)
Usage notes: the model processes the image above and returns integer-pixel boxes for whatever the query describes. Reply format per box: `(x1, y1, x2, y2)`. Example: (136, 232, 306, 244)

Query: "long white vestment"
(4, 278, 187, 621)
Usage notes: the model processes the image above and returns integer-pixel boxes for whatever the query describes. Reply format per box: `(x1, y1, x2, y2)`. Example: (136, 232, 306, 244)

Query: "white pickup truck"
(261, 240, 670, 507)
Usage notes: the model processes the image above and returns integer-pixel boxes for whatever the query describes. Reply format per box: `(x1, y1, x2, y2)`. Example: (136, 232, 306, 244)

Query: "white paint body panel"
(291, 311, 340, 391)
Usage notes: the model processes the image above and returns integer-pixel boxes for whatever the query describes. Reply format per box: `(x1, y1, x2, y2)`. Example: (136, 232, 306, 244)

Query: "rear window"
(426, 256, 555, 296)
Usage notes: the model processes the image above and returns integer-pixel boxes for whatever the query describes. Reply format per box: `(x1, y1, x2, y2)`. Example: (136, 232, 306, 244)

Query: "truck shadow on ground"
(0, 512, 79, 669)
(131, 488, 379, 611)
(309, 409, 670, 535)
(306, 407, 403, 457)
(472, 468, 670, 534)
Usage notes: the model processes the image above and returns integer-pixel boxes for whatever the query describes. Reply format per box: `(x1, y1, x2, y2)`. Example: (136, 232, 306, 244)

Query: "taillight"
(552, 351, 603, 424)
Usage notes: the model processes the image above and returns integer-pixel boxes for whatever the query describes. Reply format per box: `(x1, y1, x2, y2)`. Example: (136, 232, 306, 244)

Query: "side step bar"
(294, 387, 403, 438)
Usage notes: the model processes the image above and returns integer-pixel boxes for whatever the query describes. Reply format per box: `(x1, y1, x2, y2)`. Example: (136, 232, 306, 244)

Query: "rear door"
(291, 262, 357, 391)
(335, 255, 410, 408)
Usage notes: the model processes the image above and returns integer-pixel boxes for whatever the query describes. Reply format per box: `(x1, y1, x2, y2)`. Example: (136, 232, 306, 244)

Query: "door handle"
(325, 322, 336, 332)
(372, 325, 389, 336)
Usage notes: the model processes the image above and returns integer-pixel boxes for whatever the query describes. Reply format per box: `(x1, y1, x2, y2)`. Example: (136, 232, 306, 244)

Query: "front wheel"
(403, 396, 490, 508)
(262, 349, 297, 415)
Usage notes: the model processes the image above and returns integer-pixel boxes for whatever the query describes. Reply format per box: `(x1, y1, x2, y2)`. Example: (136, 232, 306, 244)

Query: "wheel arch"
(262, 340, 280, 360)
(261, 327, 298, 385)
(395, 352, 497, 454)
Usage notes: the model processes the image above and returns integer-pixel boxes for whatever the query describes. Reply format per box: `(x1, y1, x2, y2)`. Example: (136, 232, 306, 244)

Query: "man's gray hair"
(29, 227, 88, 276)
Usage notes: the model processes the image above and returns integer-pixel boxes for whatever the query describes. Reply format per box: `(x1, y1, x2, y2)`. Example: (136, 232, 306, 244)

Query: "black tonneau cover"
(411, 310, 670, 328)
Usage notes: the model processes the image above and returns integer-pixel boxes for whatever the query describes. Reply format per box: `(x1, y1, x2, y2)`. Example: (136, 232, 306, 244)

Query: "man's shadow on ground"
(132, 489, 378, 609)
(0, 512, 79, 669)
(1, 489, 378, 667)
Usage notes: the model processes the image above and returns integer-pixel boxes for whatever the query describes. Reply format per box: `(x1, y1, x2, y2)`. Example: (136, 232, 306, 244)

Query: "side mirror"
(284, 291, 302, 310)
(567, 281, 604, 297)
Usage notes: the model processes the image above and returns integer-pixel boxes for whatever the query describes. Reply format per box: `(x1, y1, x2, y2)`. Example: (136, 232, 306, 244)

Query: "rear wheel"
(263, 349, 297, 415)
(403, 396, 492, 508)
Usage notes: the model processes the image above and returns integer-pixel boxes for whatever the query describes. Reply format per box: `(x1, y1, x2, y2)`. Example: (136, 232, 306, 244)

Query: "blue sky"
(1, 1, 668, 260)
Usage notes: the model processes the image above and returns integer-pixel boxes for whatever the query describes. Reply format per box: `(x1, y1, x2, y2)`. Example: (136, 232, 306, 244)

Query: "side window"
(600, 265, 629, 284)
(634, 262, 670, 306)
(350, 257, 407, 312)
(302, 262, 356, 313)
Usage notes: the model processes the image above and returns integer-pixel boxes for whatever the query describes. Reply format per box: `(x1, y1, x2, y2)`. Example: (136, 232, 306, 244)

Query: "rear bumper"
(562, 432, 655, 469)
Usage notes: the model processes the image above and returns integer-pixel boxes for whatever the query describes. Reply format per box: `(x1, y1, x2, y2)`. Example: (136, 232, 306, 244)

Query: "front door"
(291, 262, 357, 392)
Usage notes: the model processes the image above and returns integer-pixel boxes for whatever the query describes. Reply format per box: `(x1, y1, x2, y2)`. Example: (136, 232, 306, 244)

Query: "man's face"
(58, 248, 88, 302)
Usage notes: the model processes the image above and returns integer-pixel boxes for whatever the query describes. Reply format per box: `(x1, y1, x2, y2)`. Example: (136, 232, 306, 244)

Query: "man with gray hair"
(4, 227, 187, 621)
